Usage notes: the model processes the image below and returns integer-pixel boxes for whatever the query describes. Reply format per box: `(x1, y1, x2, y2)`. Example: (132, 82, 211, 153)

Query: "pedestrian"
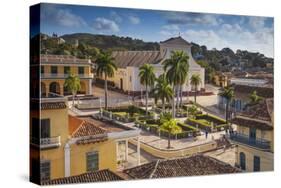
(205, 130, 208, 139)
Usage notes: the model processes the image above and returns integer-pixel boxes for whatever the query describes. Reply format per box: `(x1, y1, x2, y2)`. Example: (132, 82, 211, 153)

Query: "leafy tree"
(218, 86, 235, 124)
(152, 74, 173, 113)
(163, 51, 189, 117)
(190, 74, 202, 104)
(159, 117, 182, 149)
(96, 51, 117, 109)
(139, 64, 156, 115)
(249, 90, 263, 104)
(64, 73, 81, 107)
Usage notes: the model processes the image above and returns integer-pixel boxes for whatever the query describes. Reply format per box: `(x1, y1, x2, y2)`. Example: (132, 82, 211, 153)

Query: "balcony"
(226, 132, 271, 151)
(31, 136, 61, 149)
(41, 73, 93, 79)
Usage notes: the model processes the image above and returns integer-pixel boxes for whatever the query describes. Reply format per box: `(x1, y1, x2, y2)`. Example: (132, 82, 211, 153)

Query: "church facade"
(104, 36, 205, 95)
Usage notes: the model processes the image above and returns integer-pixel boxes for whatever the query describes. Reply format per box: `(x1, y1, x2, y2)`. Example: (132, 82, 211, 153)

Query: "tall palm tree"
(139, 64, 156, 115)
(163, 51, 189, 117)
(64, 73, 81, 107)
(249, 90, 263, 105)
(159, 114, 182, 149)
(190, 74, 202, 104)
(96, 51, 117, 109)
(152, 74, 173, 113)
(218, 86, 235, 124)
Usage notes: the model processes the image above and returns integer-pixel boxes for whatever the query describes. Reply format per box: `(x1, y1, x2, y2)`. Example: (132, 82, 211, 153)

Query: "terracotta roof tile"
(232, 116, 273, 130)
(242, 99, 272, 121)
(42, 169, 124, 185)
(72, 121, 107, 138)
(124, 155, 240, 179)
(160, 36, 191, 46)
(111, 51, 163, 68)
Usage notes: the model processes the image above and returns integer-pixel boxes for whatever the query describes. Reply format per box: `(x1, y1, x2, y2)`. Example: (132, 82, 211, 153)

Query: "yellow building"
(213, 72, 229, 87)
(40, 54, 94, 96)
(227, 98, 274, 172)
(30, 96, 140, 183)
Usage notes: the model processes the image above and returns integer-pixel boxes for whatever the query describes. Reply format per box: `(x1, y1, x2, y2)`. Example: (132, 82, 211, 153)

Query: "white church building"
(104, 36, 205, 96)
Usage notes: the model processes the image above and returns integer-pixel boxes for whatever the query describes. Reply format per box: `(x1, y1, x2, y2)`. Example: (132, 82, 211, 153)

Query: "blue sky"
(40, 3, 274, 57)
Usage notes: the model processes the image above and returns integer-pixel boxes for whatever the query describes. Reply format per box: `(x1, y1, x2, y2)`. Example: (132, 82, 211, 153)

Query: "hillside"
(61, 33, 159, 51)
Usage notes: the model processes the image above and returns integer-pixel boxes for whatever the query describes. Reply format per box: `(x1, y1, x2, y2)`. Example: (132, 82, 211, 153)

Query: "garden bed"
(186, 114, 228, 132)
(135, 119, 199, 139)
(101, 106, 155, 123)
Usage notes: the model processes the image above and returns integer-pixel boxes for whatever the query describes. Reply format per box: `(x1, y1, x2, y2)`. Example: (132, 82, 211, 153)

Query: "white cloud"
(182, 22, 273, 57)
(162, 24, 180, 31)
(129, 15, 140, 24)
(164, 12, 220, 26)
(110, 11, 122, 23)
(93, 17, 120, 32)
(41, 4, 87, 27)
(249, 17, 266, 29)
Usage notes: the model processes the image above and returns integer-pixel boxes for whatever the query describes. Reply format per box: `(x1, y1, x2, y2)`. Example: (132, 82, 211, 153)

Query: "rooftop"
(42, 169, 124, 185)
(232, 116, 273, 131)
(233, 84, 273, 99)
(160, 36, 191, 46)
(111, 50, 163, 68)
(79, 116, 132, 133)
(123, 155, 240, 179)
(241, 98, 273, 122)
(40, 54, 92, 65)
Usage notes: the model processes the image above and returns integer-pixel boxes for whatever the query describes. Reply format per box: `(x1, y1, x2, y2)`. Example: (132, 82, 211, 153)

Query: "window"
(86, 151, 99, 172)
(40, 119, 50, 138)
(41, 66, 44, 74)
(51, 66, 57, 75)
(64, 66, 70, 75)
(40, 160, 50, 181)
(78, 67, 84, 75)
(240, 152, 246, 170)
(254, 156, 260, 171)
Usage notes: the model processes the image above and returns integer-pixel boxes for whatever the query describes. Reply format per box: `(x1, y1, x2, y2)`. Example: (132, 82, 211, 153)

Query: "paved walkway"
(139, 130, 225, 150)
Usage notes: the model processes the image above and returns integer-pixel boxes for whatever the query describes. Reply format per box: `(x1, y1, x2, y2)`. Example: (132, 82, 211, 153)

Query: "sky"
(40, 3, 274, 57)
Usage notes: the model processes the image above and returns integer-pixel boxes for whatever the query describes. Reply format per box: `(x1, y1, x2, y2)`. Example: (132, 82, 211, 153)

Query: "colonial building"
(100, 36, 205, 95)
(40, 54, 94, 97)
(30, 96, 140, 183)
(227, 98, 274, 172)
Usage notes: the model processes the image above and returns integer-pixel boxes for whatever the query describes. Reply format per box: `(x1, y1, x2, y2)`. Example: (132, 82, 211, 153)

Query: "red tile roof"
(42, 169, 124, 185)
(232, 116, 273, 131)
(160, 36, 191, 46)
(72, 121, 107, 138)
(123, 155, 240, 179)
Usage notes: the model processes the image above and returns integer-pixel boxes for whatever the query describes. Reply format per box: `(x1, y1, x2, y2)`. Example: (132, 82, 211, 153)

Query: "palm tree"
(249, 90, 263, 105)
(159, 114, 182, 149)
(64, 73, 81, 107)
(190, 74, 202, 104)
(152, 74, 173, 113)
(96, 51, 117, 109)
(139, 64, 156, 115)
(163, 51, 189, 117)
(218, 86, 234, 124)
